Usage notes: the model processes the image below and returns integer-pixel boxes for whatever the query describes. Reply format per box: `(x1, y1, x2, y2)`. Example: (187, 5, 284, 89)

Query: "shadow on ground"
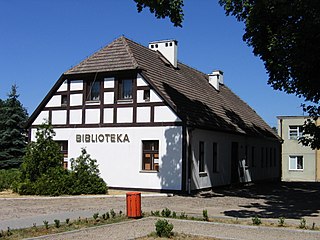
(200, 182, 320, 219)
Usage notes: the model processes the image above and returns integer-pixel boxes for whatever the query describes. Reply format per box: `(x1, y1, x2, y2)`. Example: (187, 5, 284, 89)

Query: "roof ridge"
(120, 36, 140, 69)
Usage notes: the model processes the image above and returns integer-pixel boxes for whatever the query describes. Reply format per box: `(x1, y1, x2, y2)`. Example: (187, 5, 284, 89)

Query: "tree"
(0, 85, 28, 169)
(134, 0, 184, 27)
(133, 0, 320, 149)
(20, 122, 62, 182)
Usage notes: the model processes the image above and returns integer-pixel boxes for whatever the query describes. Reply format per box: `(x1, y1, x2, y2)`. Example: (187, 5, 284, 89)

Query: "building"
(27, 36, 281, 193)
(278, 116, 320, 181)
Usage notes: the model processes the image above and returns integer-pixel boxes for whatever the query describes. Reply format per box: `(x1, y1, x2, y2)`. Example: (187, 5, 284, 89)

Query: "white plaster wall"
(117, 108, 133, 123)
(103, 108, 113, 123)
(70, 94, 83, 106)
(30, 126, 183, 190)
(154, 106, 181, 122)
(33, 111, 49, 125)
(137, 74, 148, 87)
(137, 90, 145, 103)
(190, 128, 281, 190)
(137, 107, 151, 122)
(70, 80, 83, 91)
(51, 110, 67, 125)
(150, 90, 162, 102)
(104, 77, 115, 88)
(46, 95, 61, 107)
(69, 109, 82, 125)
(85, 109, 100, 124)
(57, 80, 67, 92)
(104, 92, 114, 104)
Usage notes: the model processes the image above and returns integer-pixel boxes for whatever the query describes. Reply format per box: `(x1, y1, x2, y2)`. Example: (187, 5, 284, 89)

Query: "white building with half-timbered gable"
(27, 37, 281, 193)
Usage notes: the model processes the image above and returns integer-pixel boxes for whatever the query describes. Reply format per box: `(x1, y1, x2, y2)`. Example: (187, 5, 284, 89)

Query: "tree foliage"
(134, 0, 184, 27)
(20, 122, 62, 182)
(133, 0, 320, 148)
(0, 85, 28, 169)
(17, 123, 107, 195)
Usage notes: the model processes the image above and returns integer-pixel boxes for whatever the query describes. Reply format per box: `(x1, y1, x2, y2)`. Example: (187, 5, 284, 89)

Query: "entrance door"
(231, 142, 239, 184)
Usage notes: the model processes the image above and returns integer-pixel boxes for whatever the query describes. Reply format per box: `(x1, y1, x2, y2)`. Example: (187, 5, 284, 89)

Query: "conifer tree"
(0, 85, 28, 169)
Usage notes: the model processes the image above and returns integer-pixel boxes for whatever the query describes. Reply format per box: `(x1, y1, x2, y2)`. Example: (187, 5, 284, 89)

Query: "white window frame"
(289, 156, 304, 171)
(288, 126, 303, 140)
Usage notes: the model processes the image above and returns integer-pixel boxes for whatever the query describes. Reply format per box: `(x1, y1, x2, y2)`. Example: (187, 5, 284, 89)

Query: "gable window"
(199, 141, 205, 172)
(289, 126, 303, 140)
(118, 79, 133, 100)
(212, 142, 218, 172)
(61, 94, 68, 106)
(143, 89, 150, 101)
(289, 156, 303, 170)
(142, 140, 159, 171)
(86, 81, 100, 101)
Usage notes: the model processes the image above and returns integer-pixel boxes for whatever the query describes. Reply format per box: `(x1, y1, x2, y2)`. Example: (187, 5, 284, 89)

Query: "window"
(212, 142, 218, 172)
(251, 146, 255, 167)
(273, 148, 277, 167)
(142, 140, 159, 171)
(56, 141, 68, 169)
(261, 147, 264, 168)
(86, 81, 100, 101)
(199, 141, 205, 172)
(143, 89, 150, 101)
(289, 126, 303, 140)
(61, 95, 68, 106)
(118, 79, 133, 100)
(289, 156, 303, 170)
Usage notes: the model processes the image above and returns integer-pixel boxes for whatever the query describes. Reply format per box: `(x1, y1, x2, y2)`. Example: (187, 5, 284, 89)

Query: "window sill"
(199, 172, 207, 177)
(140, 170, 158, 173)
(85, 100, 100, 105)
(289, 169, 304, 172)
(117, 99, 133, 104)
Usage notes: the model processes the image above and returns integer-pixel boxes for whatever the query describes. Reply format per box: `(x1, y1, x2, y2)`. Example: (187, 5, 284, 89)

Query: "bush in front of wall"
(155, 219, 174, 238)
(15, 124, 107, 196)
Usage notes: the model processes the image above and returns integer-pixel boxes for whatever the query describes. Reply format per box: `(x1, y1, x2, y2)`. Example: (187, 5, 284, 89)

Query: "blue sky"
(0, 0, 304, 127)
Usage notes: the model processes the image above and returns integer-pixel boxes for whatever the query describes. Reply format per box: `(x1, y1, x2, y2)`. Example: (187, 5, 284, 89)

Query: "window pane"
(142, 140, 159, 171)
(289, 157, 296, 170)
(199, 141, 205, 172)
(297, 156, 303, 169)
(120, 79, 132, 99)
(91, 81, 100, 100)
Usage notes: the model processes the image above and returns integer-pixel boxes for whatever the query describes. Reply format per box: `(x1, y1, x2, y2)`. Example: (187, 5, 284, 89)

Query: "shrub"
(43, 220, 49, 229)
(172, 211, 177, 218)
(54, 219, 60, 228)
(252, 216, 261, 225)
(161, 208, 171, 217)
(155, 219, 174, 238)
(203, 209, 209, 221)
(110, 209, 116, 218)
(299, 218, 306, 229)
(278, 217, 285, 227)
(69, 148, 108, 195)
(0, 169, 21, 191)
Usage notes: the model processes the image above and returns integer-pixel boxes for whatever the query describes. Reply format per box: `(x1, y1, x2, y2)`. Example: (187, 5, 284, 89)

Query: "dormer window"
(118, 79, 133, 100)
(86, 80, 100, 102)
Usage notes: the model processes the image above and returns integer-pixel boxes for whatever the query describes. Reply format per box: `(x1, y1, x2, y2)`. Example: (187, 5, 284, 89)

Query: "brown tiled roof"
(65, 36, 278, 139)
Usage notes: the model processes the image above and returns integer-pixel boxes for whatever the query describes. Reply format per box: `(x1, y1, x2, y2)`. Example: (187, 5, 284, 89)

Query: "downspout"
(187, 127, 194, 195)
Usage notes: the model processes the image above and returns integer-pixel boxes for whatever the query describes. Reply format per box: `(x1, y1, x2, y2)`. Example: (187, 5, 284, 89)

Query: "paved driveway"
(1, 182, 320, 231)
